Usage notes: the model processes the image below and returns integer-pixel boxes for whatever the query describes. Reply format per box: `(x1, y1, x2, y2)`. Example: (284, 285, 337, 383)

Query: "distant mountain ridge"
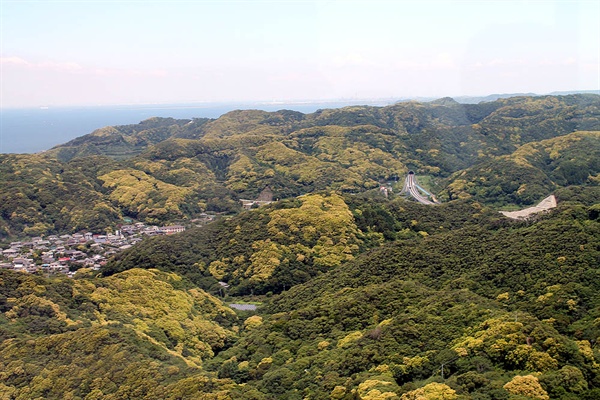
(41, 91, 600, 164)
(452, 92, 538, 104)
(1, 94, 599, 238)
(44, 117, 211, 161)
(398, 89, 600, 104)
(1, 94, 600, 400)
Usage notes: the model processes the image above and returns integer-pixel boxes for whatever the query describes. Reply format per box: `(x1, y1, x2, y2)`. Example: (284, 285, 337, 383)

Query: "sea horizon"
(0, 99, 397, 154)
(2, 90, 597, 154)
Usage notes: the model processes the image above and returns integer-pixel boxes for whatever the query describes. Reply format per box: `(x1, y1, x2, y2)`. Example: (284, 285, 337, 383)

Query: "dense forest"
(1, 94, 599, 238)
(1, 189, 599, 398)
(1, 94, 599, 399)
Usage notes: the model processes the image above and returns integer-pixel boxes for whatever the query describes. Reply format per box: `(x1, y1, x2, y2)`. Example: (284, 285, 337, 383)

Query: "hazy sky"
(1, 0, 599, 107)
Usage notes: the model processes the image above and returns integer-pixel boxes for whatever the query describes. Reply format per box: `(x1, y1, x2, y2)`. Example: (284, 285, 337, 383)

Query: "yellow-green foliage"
(503, 375, 549, 400)
(392, 355, 432, 379)
(521, 131, 598, 157)
(134, 157, 218, 189)
(5, 294, 78, 327)
(0, 325, 239, 400)
(0, 154, 121, 235)
(453, 316, 563, 371)
(331, 385, 347, 399)
(511, 131, 600, 168)
(154, 375, 237, 399)
(91, 126, 122, 137)
(267, 193, 361, 268)
(0, 269, 242, 399)
(357, 379, 398, 399)
(226, 154, 260, 191)
(337, 331, 364, 348)
(201, 110, 285, 139)
(245, 239, 283, 283)
(244, 315, 263, 330)
(300, 126, 406, 181)
(577, 340, 598, 364)
(209, 260, 228, 281)
(206, 193, 361, 284)
(99, 168, 192, 219)
(400, 382, 457, 400)
(318, 340, 330, 350)
(255, 141, 371, 190)
(445, 178, 475, 200)
(443, 130, 600, 204)
(87, 269, 237, 363)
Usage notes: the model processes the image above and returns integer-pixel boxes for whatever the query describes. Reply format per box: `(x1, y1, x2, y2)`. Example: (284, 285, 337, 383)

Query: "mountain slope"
(205, 200, 600, 398)
(0, 267, 246, 399)
(102, 193, 507, 295)
(45, 117, 210, 161)
(2, 94, 599, 238)
(2, 189, 600, 398)
(0, 154, 122, 237)
(443, 131, 600, 205)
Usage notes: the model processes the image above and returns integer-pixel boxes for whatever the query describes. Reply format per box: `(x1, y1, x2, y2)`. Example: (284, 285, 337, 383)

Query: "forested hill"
(2, 188, 599, 398)
(1, 94, 599, 238)
(47, 94, 600, 165)
(442, 131, 600, 205)
(44, 117, 210, 161)
(103, 193, 506, 296)
(1, 94, 600, 398)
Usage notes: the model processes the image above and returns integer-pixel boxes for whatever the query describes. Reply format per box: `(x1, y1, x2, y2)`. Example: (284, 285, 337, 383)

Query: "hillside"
(45, 117, 210, 161)
(103, 193, 505, 295)
(2, 91, 600, 397)
(1, 193, 599, 398)
(1, 94, 599, 239)
(0, 268, 253, 399)
(104, 193, 363, 295)
(0, 154, 122, 237)
(443, 131, 600, 206)
(198, 196, 600, 399)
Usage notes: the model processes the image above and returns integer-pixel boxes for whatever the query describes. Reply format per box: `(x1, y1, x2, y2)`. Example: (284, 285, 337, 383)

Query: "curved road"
(403, 173, 435, 205)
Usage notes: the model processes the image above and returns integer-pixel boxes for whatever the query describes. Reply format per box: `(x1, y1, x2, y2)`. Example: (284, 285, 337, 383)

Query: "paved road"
(403, 173, 435, 205)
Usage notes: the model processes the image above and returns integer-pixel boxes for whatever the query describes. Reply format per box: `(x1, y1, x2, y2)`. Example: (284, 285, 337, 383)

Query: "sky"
(1, 0, 599, 108)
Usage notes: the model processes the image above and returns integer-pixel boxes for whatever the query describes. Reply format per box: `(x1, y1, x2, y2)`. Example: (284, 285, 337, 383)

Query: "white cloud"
(0, 56, 29, 66)
(1, 56, 83, 72)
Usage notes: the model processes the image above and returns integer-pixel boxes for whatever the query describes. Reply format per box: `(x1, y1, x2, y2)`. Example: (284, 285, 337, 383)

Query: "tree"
(503, 375, 549, 400)
(400, 382, 457, 400)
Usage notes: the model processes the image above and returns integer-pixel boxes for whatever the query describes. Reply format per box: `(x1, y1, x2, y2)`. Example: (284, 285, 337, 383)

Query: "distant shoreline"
(1, 99, 395, 154)
(2, 91, 598, 154)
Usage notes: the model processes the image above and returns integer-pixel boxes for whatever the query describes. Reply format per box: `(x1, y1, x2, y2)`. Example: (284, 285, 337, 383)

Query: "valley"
(0, 94, 599, 399)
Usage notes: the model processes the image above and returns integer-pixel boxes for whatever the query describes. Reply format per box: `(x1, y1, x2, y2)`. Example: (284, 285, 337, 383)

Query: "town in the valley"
(0, 214, 215, 277)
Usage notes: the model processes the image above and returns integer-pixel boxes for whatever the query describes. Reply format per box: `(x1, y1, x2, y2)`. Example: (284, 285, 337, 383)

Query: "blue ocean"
(0, 100, 393, 154)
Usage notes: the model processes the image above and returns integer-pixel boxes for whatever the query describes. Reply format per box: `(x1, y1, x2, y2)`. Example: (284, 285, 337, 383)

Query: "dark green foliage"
(213, 199, 598, 398)
(105, 194, 359, 295)
(2, 95, 600, 237)
(2, 94, 600, 398)
(443, 131, 600, 206)
(3, 196, 600, 398)
(103, 210, 271, 291)
(46, 117, 193, 161)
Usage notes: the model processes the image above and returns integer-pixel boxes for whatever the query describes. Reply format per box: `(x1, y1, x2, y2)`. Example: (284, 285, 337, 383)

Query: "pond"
(229, 303, 258, 311)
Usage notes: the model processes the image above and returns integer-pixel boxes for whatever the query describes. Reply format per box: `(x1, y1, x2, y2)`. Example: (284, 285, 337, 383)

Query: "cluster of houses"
(379, 184, 394, 198)
(0, 219, 205, 277)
